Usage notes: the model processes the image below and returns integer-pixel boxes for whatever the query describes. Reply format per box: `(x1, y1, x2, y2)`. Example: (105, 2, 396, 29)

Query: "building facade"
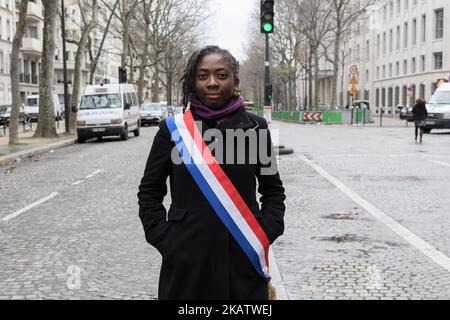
(318, 0, 450, 115)
(0, 0, 123, 107)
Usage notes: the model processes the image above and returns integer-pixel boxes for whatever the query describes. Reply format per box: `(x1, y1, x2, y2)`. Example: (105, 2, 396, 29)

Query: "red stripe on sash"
(184, 110, 270, 265)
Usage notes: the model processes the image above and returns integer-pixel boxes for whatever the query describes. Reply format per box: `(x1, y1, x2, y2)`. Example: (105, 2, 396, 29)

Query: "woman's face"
(195, 54, 240, 109)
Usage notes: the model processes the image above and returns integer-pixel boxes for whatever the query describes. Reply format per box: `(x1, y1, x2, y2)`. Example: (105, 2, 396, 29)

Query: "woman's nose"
(206, 76, 219, 88)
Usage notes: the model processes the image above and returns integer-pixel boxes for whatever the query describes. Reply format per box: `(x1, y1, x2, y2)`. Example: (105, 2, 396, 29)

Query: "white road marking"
(298, 154, 450, 274)
(85, 169, 103, 179)
(70, 180, 84, 186)
(269, 247, 290, 300)
(1, 192, 59, 223)
(430, 160, 450, 168)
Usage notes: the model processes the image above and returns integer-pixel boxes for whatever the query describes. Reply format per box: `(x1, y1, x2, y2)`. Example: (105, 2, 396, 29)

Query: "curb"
(0, 138, 77, 165)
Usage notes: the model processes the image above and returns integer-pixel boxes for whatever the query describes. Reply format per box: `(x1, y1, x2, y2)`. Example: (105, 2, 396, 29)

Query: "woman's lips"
(206, 94, 221, 100)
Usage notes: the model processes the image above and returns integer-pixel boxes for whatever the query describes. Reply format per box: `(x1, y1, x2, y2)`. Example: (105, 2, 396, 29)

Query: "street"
(1, 121, 450, 300)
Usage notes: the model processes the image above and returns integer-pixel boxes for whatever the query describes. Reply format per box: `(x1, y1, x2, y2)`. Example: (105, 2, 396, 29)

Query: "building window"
(434, 52, 443, 69)
(404, 22, 408, 48)
(435, 9, 444, 39)
(411, 58, 416, 73)
(412, 18, 417, 46)
(420, 55, 425, 72)
(396, 26, 401, 50)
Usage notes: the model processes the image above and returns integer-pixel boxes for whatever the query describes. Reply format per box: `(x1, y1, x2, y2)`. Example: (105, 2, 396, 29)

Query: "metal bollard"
(380, 107, 383, 127)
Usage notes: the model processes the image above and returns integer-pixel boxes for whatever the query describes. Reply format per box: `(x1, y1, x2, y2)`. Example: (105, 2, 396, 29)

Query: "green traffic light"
(263, 22, 273, 32)
(268, 95, 272, 100)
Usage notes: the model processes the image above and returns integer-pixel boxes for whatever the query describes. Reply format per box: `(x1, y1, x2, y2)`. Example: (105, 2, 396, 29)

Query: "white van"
(76, 84, 141, 143)
(424, 83, 450, 133)
(24, 94, 63, 122)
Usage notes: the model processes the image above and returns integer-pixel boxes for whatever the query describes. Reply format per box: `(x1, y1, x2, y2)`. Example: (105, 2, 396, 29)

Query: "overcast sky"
(202, 0, 258, 62)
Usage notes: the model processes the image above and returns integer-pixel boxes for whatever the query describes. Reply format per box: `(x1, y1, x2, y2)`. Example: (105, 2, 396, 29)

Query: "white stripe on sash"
(173, 114, 270, 277)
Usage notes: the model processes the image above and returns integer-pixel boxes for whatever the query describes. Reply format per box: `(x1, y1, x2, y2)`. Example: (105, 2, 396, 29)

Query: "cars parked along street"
(0, 105, 29, 126)
(140, 102, 166, 125)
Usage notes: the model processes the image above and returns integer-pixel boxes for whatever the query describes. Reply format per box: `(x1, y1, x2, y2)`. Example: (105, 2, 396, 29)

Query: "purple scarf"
(189, 96, 244, 124)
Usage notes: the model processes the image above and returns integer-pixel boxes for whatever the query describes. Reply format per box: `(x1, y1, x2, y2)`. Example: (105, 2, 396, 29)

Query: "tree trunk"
(34, 0, 58, 138)
(308, 45, 313, 111)
(138, 4, 151, 106)
(331, 31, 340, 108)
(151, 68, 159, 102)
(314, 50, 320, 110)
(166, 72, 172, 106)
(121, 0, 130, 70)
(9, 0, 29, 145)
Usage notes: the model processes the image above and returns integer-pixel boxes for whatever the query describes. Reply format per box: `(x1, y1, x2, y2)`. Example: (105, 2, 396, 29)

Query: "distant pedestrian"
(412, 98, 428, 143)
(138, 45, 285, 300)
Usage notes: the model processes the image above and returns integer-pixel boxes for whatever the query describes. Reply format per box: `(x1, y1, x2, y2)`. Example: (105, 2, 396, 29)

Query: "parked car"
(0, 105, 29, 126)
(24, 94, 63, 122)
(352, 100, 370, 110)
(140, 102, 165, 125)
(399, 105, 413, 121)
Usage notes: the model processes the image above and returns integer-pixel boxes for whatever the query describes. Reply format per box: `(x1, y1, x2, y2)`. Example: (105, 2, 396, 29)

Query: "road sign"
(349, 64, 359, 75)
(407, 86, 414, 97)
(303, 112, 323, 121)
(349, 75, 358, 85)
(348, 85, 358, 96)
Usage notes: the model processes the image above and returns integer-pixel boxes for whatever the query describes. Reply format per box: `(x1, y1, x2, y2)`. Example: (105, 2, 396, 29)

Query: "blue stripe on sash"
(166, 116, 268, 279)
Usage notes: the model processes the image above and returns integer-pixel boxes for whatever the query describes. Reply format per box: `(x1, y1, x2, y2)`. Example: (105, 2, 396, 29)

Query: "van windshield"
(27, 98, 38, 107)
(80, 94, 122, 110)
(429, 91, 450, 105)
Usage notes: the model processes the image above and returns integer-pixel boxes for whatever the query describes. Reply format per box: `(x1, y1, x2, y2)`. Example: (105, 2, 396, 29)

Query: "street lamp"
(61, 0, 70, 133)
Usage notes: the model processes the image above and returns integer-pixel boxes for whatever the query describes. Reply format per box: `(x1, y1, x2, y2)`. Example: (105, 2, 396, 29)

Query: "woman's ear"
(234, 79, 240, 92)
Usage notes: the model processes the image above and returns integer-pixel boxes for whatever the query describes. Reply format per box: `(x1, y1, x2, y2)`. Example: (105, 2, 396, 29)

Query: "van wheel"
(133, 123, 140, 137)
(120, 125, 128, 141)
(78, 137, 86, 144)
(423, 128, 432, 134)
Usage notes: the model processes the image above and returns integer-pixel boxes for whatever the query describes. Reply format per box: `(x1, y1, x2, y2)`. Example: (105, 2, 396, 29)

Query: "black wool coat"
(138, 107, 286, 300)
(412, 103, 428, 121)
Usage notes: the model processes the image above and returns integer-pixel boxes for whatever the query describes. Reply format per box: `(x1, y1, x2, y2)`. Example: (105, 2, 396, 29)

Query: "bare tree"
(66, 0, 98, 132)
(34, 0, 58, 138)
(298, 0, 333, 109)
(321, 0, 374, 108)
(88, 0, 120, 84)
(9, 0, 29, 145)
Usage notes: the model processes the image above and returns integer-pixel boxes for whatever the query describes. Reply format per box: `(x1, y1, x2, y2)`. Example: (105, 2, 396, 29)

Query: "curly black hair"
(180, 45, 240, 108)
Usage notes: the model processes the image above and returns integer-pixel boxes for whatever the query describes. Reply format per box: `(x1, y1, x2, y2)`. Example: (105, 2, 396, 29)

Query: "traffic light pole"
(264, 33, 271, 107)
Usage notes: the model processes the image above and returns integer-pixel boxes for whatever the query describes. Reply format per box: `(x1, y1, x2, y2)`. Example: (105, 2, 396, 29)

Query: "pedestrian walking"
(412, 98, 428, 143)
(138, 45, 286, 300)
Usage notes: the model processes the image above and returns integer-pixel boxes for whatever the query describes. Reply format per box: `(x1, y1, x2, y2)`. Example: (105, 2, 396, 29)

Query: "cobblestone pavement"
(1, 120, 450, 300)
(270, 121, 450, 300)
(0, 128, 164, 300)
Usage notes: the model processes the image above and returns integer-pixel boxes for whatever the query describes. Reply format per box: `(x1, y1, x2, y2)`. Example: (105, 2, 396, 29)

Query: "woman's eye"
(218, 73, 227, 79)
(199, 73, 208, 80)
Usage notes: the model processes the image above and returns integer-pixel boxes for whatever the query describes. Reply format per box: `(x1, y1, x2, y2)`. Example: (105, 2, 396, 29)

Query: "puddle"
(321, 213, 360, 220)
(312, 234, 369, 243)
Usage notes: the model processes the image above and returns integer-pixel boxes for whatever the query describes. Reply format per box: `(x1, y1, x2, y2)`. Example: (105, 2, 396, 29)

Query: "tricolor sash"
(165, 109, 271, 280)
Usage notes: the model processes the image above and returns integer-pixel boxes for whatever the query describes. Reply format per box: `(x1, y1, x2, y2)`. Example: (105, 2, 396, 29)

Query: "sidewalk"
(0, 122, 77, 165)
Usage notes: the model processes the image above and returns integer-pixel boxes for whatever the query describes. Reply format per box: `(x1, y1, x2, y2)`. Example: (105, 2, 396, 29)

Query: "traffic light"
(265, 83, 273, 101)
(118, 67, 128, 84)
(260, 0, 274, 34)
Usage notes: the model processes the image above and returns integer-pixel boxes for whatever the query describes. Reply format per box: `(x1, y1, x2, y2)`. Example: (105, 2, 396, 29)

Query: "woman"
(138, 46, 286, 300)
(412, 98, 428, 143)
